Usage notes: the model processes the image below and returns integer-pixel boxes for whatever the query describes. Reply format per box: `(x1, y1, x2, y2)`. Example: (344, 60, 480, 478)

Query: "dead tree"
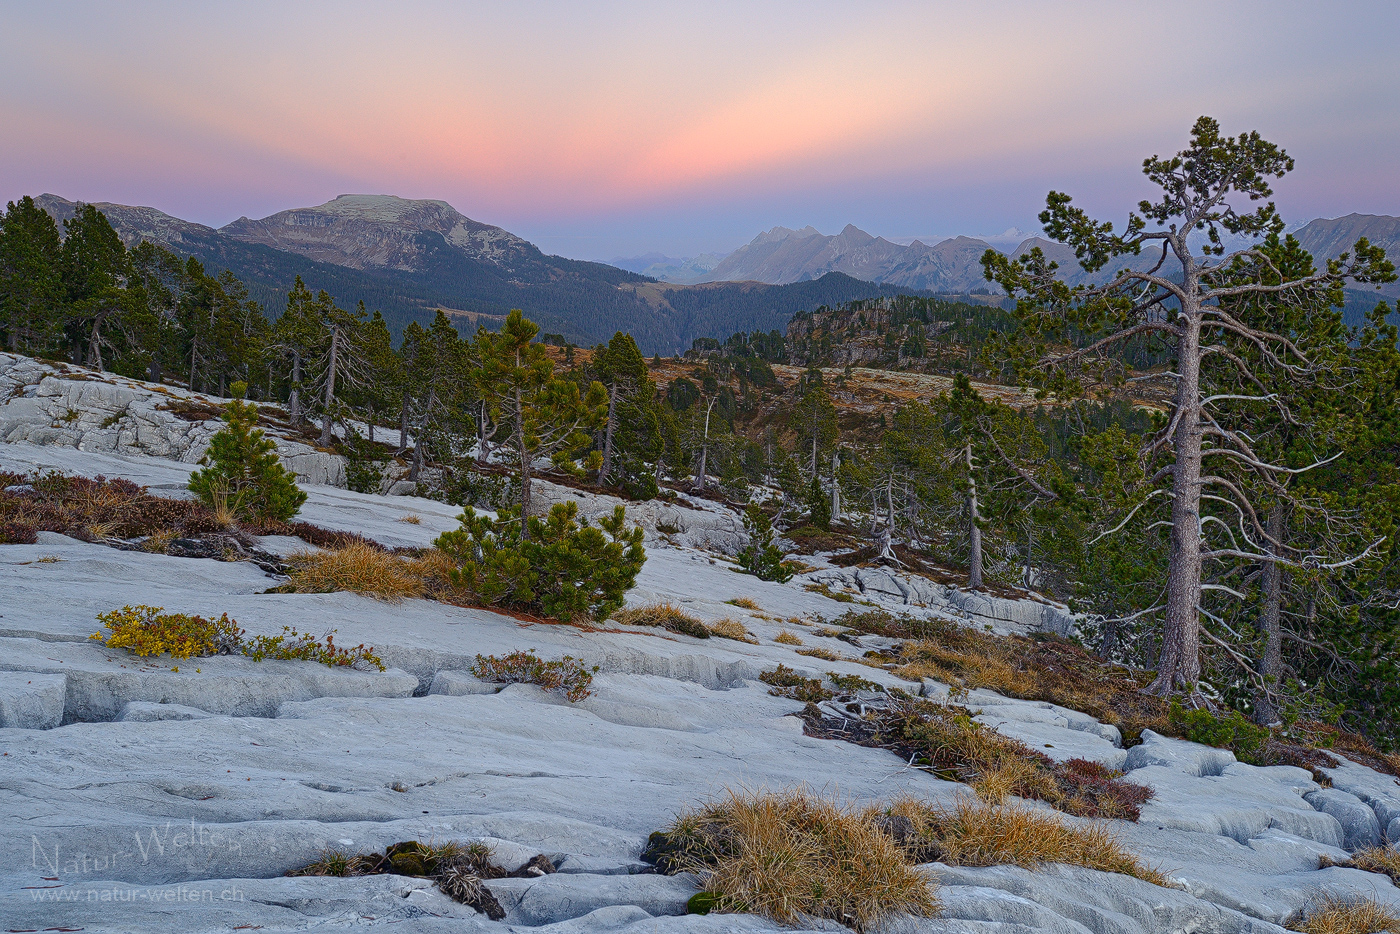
(984, 116, 1394, 697)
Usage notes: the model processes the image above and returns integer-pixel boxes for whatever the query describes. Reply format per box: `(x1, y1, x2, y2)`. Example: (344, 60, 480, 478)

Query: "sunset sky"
(3, 1, 1398, 259)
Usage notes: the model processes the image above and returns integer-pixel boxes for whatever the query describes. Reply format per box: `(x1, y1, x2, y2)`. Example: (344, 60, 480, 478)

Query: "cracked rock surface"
(3, 441, 1400, 933)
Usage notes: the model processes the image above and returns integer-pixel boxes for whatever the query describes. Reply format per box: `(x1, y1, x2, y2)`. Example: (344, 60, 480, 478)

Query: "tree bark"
(515, 385, 532, 538)
(694, 396, 715, 492)
(397, 391, 408, 455)
(599, 382, 617, 486)
(877, 475, 896, 561)
(1253, 505, 1286, 724)
(320, 326, 339, 446)
(1149, 298, 1205, 696)
(967, 442, 984, 590)
(830, 450, 841, 522)
(289, 352, 303, 426)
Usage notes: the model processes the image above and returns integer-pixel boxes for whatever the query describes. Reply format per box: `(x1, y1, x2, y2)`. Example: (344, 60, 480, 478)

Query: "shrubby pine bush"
(189, 387, 306, 522)
(1167, 701, 1270, 764)
(435, 501, 644, 621)
(737, 506, 793, 583)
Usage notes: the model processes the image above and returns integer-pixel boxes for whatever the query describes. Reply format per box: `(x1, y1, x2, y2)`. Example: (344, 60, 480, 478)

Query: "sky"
(3, 1, 1398, 261)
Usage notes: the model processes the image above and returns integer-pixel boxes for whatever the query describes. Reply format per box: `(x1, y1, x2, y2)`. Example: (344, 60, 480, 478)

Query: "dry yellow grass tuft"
(612, 602, 710, 639)
(971, 758, 1056, 806)
(708, 618, 759, 644)
(895, 640, 1035, 697)
(397, 514, 423, 525)
(663, 789, 940, 931)
(1343, 846, 1400, 882)
(726, 597, 760, 610)
(881, 796, 1166, 886)
(288, 541, 424, 601)
(774, 630, 803, 646)
(797, 647, 843, 662)
(1293, 893, 1400, 934)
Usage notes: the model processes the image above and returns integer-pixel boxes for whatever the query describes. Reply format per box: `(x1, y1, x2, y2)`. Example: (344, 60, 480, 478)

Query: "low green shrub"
(1168, 701, 1269, 764)
(470, 650, 598, 702)
(435, 502, 644, 621)
(242, 626, 385, 671)
(760, 664, 833, 703)
(339, 430, 387, 494)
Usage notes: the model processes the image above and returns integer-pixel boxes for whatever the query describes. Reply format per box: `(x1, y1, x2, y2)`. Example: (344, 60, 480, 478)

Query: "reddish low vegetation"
(826, 609, 1399, 779)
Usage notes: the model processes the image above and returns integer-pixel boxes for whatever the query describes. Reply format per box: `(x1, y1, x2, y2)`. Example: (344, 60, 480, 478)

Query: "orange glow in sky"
(2, 1, 1397, 258)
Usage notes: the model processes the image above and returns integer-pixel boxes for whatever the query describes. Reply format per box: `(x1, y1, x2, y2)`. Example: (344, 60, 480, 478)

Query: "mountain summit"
(698, 225, 1033, 292)
(220, 194, 533, 272)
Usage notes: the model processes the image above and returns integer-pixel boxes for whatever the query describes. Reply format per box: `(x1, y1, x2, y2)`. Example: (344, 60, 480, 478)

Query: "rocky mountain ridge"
(693, 215, 1400, 297)
(32, 195, 925, 352)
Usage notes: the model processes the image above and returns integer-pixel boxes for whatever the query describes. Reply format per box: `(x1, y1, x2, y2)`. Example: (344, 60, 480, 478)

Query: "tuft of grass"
(288, 839, 509, 920)
(799, 692, 1153, 821)
(613, 601, 710, 639)
(140, 529, 178, 553)
(647, 788, 939, 932)
(398, 514, 423, 524)
(805, 581, 856, 603)
(287, 540, 424, 601)
(1292, 893, 1400, 934)
(1322, 846, 1400, 884)
(882, 795, 1166, 885)
(830, 607, 1399, 777)
(774, 630, 803, 646)
(726, 597, 760, 610)
(205, 480, 244, 530)
(708, 618, 758, 644)
(797, 647, 843, 662)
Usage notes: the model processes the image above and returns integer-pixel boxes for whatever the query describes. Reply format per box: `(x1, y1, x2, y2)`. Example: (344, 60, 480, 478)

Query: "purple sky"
(3, 1, 1397, 260)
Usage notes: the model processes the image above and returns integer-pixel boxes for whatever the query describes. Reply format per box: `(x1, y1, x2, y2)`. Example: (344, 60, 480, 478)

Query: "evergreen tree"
(189, 390, 307, 521)
(60, 204, 146, 372)
(471, 309, 607, 532)
(794, 368, 838, 480)
(0, 196, 64, 353)
(983, 116, 1395, 695)
(591, 331, 655, 488)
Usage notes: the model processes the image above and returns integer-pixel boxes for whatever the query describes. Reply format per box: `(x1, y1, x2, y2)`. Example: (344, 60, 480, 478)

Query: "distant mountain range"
(33, 192, 1398, 351)
(35, 194, 931, 354)
(665, 217, 1400, 295)
(637, 216, 1399, 327)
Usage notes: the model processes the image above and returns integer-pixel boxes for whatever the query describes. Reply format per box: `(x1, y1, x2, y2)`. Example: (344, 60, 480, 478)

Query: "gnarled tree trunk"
(1150, 299, 1205, 696)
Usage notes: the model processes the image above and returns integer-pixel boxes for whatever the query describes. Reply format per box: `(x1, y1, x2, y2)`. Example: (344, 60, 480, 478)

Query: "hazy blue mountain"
(34, 194, 930, 353)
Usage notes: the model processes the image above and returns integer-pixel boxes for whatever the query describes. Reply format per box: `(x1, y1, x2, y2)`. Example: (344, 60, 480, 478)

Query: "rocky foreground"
(3, 363, 1400, 932)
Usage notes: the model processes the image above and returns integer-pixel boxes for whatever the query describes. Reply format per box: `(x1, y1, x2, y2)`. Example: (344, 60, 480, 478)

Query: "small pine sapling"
(738, 505, 794, 583)
(188, 383, 307, 522)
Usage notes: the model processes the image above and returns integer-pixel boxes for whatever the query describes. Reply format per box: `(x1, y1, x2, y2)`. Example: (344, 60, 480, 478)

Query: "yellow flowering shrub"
(90, 607, 384, 672)
(91, 605, 243, 660)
